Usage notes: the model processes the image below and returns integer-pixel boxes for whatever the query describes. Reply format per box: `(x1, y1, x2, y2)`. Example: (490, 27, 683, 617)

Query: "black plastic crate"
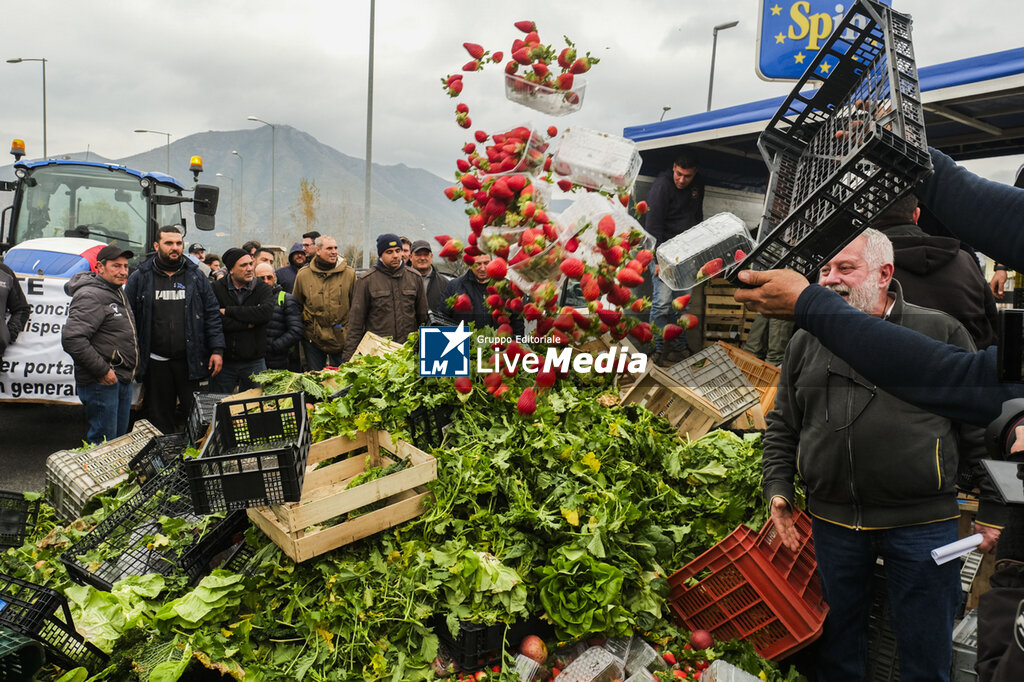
(128, 433, 190, 486)
(0, 626, 45, 681)
(0, 573, 107, 673)
(186, 392, 234, 447)
(0, 491, 40, 550)
(403, 404, 456, 452)
(185, 392, 310, 514)
(730, 0, 930, 282)
(432, 615, 552, 672)
(61, 459, 250, 592)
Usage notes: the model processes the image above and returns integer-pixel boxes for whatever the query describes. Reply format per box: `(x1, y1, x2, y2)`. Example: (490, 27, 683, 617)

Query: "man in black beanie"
(125, 225, 225, 433)
(341, 233, 428, 362)
(209, 248, 275, 392)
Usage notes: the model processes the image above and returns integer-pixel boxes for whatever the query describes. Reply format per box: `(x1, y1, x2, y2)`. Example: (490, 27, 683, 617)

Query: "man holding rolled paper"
(762, 229, 1003, 682)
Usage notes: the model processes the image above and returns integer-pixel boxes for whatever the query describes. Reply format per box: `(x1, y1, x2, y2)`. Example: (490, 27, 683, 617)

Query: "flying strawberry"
(581, 277, 600, 301)
(435, 234, 452, 246)
(535, 369, 557, 388)
(456, 102, 469, 114)
(630, 297, 650, 313)
(557, 179, 573, 192)
(558, 47, 576, 69)
(596, 308, 622, 326)
(559, 257, 585, 280)
(672, 294, 691, 311)
(597, 214, 616, 238)
(491, 51, 504, 63)
(555, 72, 574, 90)
(603, 245, 624, 267)
(463, 60, 481, 72)
(678, 313, 699, 329)
(662, 324, 684, 341)
(454, 377, 473, 394)
(463, 42, 485, 59)
(570, 57, 592, 74)
(453, 293, 473, 312)
(485, 257, 508, 279)
(634, 200, 648, 215)
(514, 20, 536, 33)
(475, 130, 489, 143)
(547, 125, 558, 138)
(636, 249, 654, 267)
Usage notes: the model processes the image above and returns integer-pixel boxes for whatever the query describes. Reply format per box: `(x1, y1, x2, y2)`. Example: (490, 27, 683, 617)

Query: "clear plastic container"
(515, 653, 544, 681)
(554, 193, 653, 268)
(624, 638, 668, 676)
(601, 636, 632, 661)
(505, 73, 587, 117)
(508, 240, 568, 290)
(554, 646, 625, 682)
(551, 128, 642, 192)
(656, 212, 753, 290)
(482, 124, 550, 176)
(702, 659, 762, 682)
(551, 642, 589, 671)
(479, 225, 528, 256)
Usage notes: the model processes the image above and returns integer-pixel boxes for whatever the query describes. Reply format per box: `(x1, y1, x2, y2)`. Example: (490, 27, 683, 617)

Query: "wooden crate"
(663, 344, 761, 424)
(351, 331, 403, 359)
(703, 278, 756, 345)
(715, 341, 781, 413)
(571, 333, 640, 387)
(247, 430, 436, 562)
(620, 366, 723, 441)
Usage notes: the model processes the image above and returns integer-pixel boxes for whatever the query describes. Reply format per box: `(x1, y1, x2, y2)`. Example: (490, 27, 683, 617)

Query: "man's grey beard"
(824, 281, 880, 314)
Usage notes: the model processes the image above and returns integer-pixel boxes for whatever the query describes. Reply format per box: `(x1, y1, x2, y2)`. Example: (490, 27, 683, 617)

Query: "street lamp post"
(232, 150, 244, 228)
(707, 20, 739, 112)
(660, 106, 672, 121)
(216, 173, 236, 233)
(134, 129, 171, 174)
(247, 116, 277, 239)
(6, 57, 47, 158)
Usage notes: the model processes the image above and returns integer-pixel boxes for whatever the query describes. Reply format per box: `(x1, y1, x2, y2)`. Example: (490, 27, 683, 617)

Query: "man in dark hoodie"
(209, 248, 275, 392)
(275, 242, 306, 294)
(125, 225, 225, 434)
(62, 245, 139, 444)
(341, 233, 428, 362)
(874, 194, 998, 348)
(0, 262, 31, 367)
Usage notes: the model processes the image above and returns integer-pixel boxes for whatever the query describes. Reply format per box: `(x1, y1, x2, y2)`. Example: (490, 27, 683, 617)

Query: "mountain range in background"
(2, 125, 467, 258)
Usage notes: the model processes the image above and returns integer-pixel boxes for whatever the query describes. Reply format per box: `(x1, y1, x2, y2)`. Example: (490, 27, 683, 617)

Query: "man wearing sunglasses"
(255, 262, 303, 372)
(762, 228, 1003, 682)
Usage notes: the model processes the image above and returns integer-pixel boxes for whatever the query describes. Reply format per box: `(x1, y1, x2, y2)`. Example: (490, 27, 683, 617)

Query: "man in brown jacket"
(291, 235, 356, 370)
(341, 233, 428, 362)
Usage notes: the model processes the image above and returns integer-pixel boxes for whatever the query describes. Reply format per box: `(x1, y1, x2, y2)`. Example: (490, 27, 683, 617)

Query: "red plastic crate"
(667, 510, 827, 660)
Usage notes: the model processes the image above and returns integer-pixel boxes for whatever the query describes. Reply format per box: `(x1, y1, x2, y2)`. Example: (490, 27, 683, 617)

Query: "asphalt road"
(0, 402, 88, 492)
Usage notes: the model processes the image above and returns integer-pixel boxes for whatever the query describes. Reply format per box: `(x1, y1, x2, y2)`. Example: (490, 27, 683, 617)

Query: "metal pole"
(41, 59, 47, 158)
(707, 21, 739, 112)
(247, 118, 277, 240)
(364, 0, 375, 270)
(164, 133, 170, 175)
(233, 150, 244, 230)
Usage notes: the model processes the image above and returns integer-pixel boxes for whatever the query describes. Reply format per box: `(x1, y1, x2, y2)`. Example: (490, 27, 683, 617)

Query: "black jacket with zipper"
(763, 280, 1005, 529)
(61, 272, 139, 385)
(210, 277, 275, 362)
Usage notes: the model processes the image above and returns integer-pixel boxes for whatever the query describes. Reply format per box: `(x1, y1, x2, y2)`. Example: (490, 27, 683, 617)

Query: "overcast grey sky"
(3, 0, 1021, 183)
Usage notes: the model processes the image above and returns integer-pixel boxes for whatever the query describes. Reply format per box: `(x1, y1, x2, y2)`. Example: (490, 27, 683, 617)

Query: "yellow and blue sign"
(756, 0, 892, 81)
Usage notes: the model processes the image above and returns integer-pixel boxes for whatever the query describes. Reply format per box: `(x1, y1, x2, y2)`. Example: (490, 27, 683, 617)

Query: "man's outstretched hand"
(733, 269, 811, 319)
(769, 496, 801, 552)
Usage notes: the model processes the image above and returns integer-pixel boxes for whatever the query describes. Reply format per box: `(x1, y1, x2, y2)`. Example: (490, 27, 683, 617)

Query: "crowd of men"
(12, 226, 458, 445)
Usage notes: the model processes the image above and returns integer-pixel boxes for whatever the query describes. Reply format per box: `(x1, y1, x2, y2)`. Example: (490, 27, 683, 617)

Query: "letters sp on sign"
(756, 0, 892, 82)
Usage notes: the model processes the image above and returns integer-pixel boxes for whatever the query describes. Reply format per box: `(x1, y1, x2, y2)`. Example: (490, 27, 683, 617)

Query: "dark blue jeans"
(302, 339, 343, 371)
(78, 380, 132, 445)
(208, 359, 266, 394)
(649, 261, 689, 354)
(811, 517, 960, 682)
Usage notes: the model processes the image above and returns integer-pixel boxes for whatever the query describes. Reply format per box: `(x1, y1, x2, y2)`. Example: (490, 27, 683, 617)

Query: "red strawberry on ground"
(536, 369, 557, 388)
(517, 388, 537, 415)
(454, 377, 473, 394)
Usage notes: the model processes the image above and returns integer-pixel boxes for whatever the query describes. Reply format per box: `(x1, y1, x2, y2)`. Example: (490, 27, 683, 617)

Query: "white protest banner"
(0, 275, 79, 404)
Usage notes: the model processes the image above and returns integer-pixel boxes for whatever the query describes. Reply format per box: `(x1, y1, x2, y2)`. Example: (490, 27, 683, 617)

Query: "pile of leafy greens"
(1, 340, 792, 682)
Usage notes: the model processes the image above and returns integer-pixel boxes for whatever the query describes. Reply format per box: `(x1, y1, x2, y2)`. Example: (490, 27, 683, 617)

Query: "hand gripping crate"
(0, 491, 40, 550)
(661, 344, 762, 425)
(185, 392, 311, 514)
(620, 366, 724, 441)
(46, 419, 162, 520)
(703, 279, 756, 345)
(186, 391, 234, 447)
(716, 341, 782, 414)
(0, 573, 107, 673)
(61, 457, 251, 592)
(0, 626, 45, 681)
(247, 429, 436, 563)
(730, 0, 930, 282)
(668, 510, 827, 660)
